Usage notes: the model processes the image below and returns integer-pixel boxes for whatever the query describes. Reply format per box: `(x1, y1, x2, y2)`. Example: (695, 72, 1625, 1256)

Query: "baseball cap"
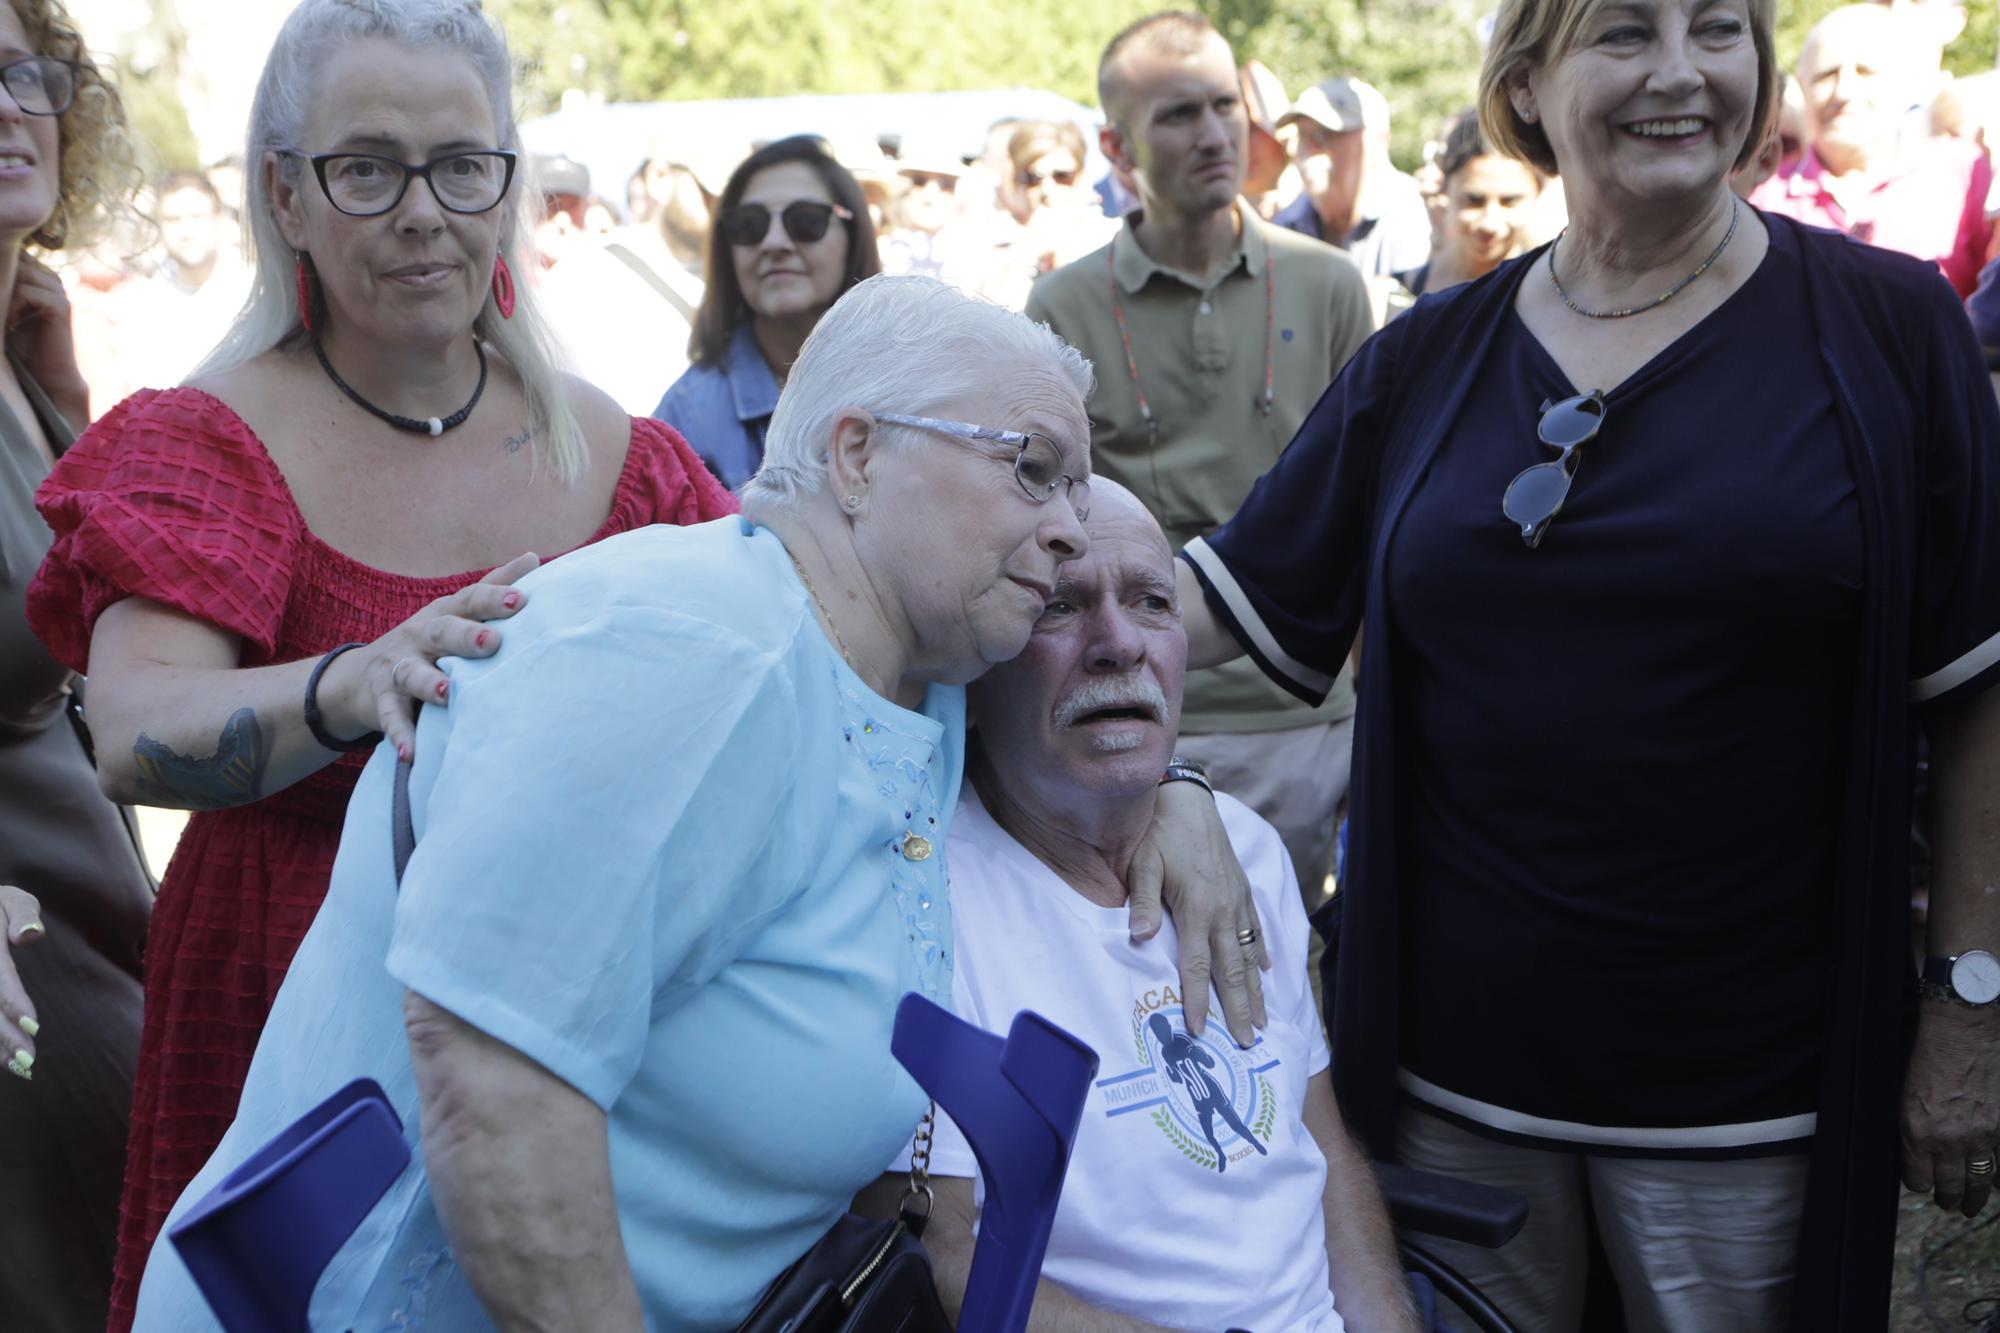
(1240, 61, 1290, 137)
(1279, 77, 1381, 135)
(532, 154, 591, 199)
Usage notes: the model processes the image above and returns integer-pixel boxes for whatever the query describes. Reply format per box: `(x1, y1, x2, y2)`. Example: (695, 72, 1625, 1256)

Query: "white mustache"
(1053, 674, 1169, 729)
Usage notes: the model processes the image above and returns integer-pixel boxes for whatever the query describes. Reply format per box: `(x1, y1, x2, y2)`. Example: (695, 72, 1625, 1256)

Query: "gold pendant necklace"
(787, 548, 854, 669)
(791, 547, 933, 862)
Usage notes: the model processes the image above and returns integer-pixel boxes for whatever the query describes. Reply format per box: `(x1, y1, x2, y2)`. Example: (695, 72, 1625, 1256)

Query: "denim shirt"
(652, 322, 780, 490)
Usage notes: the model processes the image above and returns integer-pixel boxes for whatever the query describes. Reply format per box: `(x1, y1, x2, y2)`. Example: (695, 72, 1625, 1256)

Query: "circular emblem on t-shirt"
(1095, 999, 1277, 1174)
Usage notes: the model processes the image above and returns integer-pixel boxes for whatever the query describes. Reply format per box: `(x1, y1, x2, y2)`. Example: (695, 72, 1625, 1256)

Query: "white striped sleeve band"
(1911, 627, 2000, 703)
(1181, 537, 1334, 701)
(1399, 1070, 1817, 1151)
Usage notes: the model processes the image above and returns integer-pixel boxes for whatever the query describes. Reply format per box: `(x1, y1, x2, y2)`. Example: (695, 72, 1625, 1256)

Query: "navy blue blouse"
(1386, 241, 1860, 1144)
(1184, 213, 2000, 1326)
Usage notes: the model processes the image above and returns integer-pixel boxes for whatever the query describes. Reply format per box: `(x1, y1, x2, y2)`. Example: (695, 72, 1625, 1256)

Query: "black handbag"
(391, 759, 951, 1332)
(732, 1097, 949, 1333)
(732, 1206, 947, 1333)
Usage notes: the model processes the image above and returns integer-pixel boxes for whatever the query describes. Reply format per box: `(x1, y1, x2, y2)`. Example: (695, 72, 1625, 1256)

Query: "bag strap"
(605, 242, 699, 323)
(900, 1102, 936, 1237)
(392, 756, 416, 887)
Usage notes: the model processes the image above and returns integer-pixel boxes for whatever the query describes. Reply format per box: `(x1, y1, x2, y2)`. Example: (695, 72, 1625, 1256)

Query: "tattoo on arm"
(132, 708, 271, 811)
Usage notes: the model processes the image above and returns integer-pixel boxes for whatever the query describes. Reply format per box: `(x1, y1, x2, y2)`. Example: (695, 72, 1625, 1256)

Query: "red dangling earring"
(295, 254, 314, 333)
(491, 255, 515, 319)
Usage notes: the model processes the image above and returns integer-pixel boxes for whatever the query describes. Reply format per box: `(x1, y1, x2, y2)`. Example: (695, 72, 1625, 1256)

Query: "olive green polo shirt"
(1026, 208, 1371, 733)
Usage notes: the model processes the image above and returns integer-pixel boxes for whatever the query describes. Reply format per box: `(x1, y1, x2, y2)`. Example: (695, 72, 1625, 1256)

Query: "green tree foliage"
(492, 0, 1997, 171)
(493, 0, 1158, 113)
(111, 0, 200, 175)
(1214, 0, 1489, 167)
(1777, 0, 1996, 76)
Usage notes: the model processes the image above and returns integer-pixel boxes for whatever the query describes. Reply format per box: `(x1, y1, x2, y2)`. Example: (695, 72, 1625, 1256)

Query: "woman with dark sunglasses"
(1164, 0, 2000, 1327)
(21, 4, 737, 1325)
(975, 119, 1114, 311)
(653, 135, 880, 491)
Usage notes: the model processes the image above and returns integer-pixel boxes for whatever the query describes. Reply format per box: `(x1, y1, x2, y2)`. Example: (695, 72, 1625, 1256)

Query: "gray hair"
(746, 275, 1095, 506)
(188, 0, 586, 481)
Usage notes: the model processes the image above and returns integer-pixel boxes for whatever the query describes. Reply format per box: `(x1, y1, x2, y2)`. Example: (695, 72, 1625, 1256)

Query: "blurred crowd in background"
(59, 0, 2000, 444)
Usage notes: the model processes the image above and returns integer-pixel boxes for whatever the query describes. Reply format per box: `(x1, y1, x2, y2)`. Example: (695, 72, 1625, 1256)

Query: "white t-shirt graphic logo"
(1096, 1005, 1277, 1172)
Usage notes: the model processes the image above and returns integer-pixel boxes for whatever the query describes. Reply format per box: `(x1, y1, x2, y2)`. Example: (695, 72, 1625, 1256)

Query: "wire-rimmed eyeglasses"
(286, 149, 517, 218)
(1501, 391, 1606, 549)
(874, 412, 1091, 520)
(0, 57, 75, 117)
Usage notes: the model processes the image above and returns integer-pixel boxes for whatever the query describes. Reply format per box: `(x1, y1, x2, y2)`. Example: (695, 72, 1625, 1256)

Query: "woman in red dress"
(23, 2, 736, 1324)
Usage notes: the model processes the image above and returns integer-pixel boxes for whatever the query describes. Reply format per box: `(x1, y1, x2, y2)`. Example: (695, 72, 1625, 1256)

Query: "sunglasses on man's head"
(718, 199, 853, 248)
(1501, 391, 1606, 549)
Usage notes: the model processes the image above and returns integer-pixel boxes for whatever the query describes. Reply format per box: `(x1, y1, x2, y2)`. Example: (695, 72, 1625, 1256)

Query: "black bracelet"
(305, 641, 383, 753)
(1159, 754, 1214, 796)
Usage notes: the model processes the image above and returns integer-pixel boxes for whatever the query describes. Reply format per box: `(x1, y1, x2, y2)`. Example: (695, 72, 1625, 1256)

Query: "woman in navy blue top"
(1173, 0, 2000, 1328)
(653, 137, 880, 489)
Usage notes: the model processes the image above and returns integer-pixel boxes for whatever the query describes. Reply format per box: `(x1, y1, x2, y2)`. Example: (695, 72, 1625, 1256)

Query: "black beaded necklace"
(311, 336, 489, 437)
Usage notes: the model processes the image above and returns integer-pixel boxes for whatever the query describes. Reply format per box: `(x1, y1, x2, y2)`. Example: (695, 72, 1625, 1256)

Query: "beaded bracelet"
(305, 641, 383, 753)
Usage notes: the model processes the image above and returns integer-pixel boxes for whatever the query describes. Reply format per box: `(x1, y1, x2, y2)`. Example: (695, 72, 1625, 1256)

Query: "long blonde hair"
(189, 0, 586, 481)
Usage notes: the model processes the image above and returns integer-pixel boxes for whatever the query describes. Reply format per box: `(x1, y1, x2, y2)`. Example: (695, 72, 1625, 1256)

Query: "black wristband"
(305, 641, 382, 753)
(1160, 754, 1213, 796)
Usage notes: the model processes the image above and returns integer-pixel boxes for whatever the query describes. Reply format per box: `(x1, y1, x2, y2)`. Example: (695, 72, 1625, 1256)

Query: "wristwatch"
(1919, 950, 2000, 1006)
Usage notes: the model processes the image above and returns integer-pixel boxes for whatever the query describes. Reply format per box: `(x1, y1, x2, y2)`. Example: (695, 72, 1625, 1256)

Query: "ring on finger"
(391, 656, 418, 688)
(1235, 927, 1259, 947)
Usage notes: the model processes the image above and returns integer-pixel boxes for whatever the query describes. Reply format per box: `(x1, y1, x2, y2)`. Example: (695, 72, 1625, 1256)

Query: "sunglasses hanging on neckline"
(1501, 390, 1607, 549)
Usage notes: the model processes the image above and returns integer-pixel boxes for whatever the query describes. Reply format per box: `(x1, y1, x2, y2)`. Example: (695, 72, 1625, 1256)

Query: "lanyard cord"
(1107, 235, 1276, 452)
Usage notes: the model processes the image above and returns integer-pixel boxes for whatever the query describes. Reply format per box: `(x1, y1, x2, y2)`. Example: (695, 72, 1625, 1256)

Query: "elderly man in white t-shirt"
(874, 480, 1417, 1332)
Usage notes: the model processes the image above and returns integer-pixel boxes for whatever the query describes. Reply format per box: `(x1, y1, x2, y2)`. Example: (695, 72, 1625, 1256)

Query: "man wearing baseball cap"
(1275, 76, 1432, 280)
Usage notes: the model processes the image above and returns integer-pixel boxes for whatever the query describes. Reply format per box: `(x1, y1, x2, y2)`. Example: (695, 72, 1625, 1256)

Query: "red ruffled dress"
(26, 388, 738, 1329)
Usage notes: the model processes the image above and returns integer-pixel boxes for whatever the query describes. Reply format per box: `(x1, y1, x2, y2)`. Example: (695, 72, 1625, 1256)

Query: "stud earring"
(844, 495, 862, 511)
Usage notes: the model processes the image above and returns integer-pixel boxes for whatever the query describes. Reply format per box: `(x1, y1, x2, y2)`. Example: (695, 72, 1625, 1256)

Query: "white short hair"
(745, 275, 1095, 506)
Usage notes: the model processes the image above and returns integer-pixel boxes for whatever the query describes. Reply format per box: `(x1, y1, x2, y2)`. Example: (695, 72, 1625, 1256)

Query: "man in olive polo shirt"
(1025, 10, 1373, 903)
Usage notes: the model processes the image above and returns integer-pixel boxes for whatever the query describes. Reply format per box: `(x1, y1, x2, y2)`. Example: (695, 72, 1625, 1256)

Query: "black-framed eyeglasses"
(0, 57, 75, 117)
(718, 199, 853, 248)
(1501, 390, 1606, 549)
(288, 149, 517, 217)
(874, 412, 1091, 520)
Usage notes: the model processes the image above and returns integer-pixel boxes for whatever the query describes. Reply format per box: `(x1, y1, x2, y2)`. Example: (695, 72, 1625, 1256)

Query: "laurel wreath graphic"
(1151, 1106, 1219, 1169)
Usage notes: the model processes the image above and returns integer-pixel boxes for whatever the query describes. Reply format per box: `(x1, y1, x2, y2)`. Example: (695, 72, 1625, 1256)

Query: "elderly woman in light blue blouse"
(132, 274, 1271, 1330)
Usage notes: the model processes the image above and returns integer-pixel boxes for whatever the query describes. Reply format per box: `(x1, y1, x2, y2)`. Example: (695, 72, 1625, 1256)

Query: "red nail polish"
(502, 592, 521, 609)
(435, 681, 449, 700)
(397, 743, 410, 761)
(475, 629, 490, 649)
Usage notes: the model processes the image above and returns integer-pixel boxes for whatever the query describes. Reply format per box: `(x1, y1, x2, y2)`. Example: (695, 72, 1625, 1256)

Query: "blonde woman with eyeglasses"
(1169, 0, 2000, 1326)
